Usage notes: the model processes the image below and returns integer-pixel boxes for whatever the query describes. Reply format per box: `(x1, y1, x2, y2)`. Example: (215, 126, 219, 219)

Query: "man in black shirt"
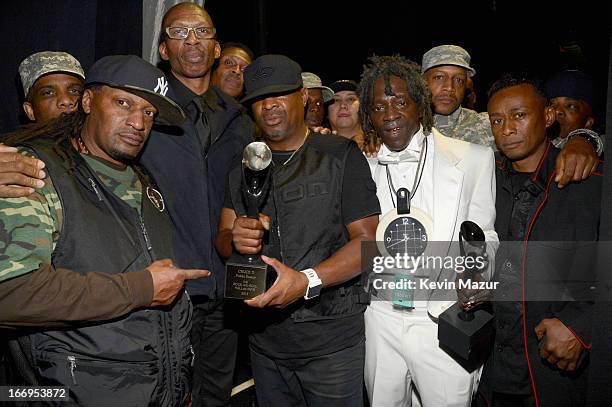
(216, 54, 380, 407)
(144, 4, 256, 407)
(480, 74, 600, 407)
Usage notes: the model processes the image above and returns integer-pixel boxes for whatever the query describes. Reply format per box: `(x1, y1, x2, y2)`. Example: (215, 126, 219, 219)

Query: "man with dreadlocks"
(0, 55, 210, 405)
(359, 55, 497, 406)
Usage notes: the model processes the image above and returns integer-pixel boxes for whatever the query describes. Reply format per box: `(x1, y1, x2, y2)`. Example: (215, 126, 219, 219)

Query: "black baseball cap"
(329, 79, 358, 94)
(85, 55, 185, 125)
(545, 70, 594, 108)
(241, 54, 303, 104)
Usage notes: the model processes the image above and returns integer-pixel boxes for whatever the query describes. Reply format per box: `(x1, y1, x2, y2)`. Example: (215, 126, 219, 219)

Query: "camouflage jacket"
(434, 106, 495, 149)
(0, 149, 141, 282)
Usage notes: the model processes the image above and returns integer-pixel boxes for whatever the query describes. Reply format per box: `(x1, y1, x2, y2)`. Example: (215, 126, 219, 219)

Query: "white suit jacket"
(368, 128, 498, 318)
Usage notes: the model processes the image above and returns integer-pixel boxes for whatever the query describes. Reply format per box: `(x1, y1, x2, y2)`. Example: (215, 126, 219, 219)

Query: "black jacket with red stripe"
(487, 141, 602, 401)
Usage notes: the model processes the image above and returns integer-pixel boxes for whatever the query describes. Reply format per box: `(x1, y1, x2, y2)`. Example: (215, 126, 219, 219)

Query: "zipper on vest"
(67, 356, 77, 385)
(276, 224, 284, 260)
(162, 312, 176, 406)
(189, 344, 195, 367)
(273, 191, 284, 261)
(139, 214, 153, 252)
(87, 178, 103, 201)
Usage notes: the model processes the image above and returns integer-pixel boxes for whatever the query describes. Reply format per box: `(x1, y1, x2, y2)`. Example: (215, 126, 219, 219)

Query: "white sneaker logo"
(154, 76, 168, 96)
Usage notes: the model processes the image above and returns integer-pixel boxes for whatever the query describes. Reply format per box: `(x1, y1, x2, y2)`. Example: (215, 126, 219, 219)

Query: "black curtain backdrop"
(0, 0, 142, 134)
(205, 0, 610, 129)
(1, 0, 609, 134)
(0, 0, 610, 400)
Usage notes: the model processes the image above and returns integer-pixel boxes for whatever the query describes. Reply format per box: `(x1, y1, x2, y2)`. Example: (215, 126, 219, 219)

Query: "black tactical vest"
(228, 134, 370, 322)
(19, 137, 192, 407)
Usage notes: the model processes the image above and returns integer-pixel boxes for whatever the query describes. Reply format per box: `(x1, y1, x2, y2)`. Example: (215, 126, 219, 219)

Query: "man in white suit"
(359, 55, 497, 406)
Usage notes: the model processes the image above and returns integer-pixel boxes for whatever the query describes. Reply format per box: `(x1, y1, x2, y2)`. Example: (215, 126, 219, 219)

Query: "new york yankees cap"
(86, 55, 185, 125)
(241, 54, 302, 104)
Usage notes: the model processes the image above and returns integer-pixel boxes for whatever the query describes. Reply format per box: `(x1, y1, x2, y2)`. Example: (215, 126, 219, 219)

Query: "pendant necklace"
(282, 128, 310, 166)
(385, 136, 428, 208)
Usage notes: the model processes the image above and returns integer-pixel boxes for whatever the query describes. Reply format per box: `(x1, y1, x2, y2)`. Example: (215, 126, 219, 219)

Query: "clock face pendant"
(383, 216, 427, 257)
(376, 206, 433, 258)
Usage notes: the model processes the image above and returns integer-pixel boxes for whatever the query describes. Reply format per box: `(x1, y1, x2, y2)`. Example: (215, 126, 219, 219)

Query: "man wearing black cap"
(0, 4, 254, 405)
(546, 70, 602, 154)
(0, 55, 208, 406)
(216, 54, 380, 406)
(421, 45, 602, 188)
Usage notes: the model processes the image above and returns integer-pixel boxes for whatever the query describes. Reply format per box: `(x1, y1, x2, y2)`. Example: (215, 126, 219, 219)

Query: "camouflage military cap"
(18, 51, 85, 96)
(421, 45, 476, 77)
(301, 72, 334, 103)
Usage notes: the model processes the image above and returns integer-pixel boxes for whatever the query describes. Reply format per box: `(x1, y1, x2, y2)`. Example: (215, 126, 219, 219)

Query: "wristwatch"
(566, 128, 603, 156)
(300, 268, 323, 300)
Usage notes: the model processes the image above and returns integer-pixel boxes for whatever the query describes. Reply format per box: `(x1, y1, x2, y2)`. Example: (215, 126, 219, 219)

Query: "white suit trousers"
(364, 301, 480, 407)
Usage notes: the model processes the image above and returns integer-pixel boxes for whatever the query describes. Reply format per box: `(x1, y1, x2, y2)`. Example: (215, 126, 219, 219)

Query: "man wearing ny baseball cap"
(217, 54, 379, 406)
(0, 55, 210, 406)
(18, 51, 85, 123)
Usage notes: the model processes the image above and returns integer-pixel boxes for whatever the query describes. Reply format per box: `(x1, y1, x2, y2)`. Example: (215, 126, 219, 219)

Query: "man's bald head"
(161, 2, 210, 32)
(158, 1, 220, 93)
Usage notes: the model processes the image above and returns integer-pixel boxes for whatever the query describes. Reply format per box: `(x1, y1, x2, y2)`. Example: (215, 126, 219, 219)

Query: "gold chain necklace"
(282, 128, 310, 166)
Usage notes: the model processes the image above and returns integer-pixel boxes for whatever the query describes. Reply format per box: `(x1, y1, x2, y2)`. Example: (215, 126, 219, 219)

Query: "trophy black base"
(438, 302, 494, 372)
(225, 255, 270, 300)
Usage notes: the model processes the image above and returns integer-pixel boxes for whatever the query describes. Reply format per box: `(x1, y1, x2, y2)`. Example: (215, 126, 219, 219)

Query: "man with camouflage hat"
(18, 51, 85, 124)
(422, 44, 601, 188)
(0, 51, 85, 199)
(0, 4, 256, 405)
(422, 44, 494, 147)
(301, 72, 334, 127)
(0, 55, 209, 406)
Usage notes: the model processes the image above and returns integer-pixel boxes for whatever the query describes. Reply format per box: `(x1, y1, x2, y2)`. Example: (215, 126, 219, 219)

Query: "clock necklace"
(376, 136, 433, 258)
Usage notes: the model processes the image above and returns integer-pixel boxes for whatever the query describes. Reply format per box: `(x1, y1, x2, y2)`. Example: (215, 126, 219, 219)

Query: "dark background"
(0, 0, 142, 134)
(0, 1, 610, 403)
(207, 0, 610, 123)
(0, 0, 610, 134)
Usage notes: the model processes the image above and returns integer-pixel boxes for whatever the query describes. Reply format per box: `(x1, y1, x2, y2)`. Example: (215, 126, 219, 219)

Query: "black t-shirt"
(223, 146, 378, 231)
(223, 141, 380, 359)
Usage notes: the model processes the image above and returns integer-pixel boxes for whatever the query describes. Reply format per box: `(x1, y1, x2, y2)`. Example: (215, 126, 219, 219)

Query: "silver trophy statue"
(225, 142, 273, 300)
